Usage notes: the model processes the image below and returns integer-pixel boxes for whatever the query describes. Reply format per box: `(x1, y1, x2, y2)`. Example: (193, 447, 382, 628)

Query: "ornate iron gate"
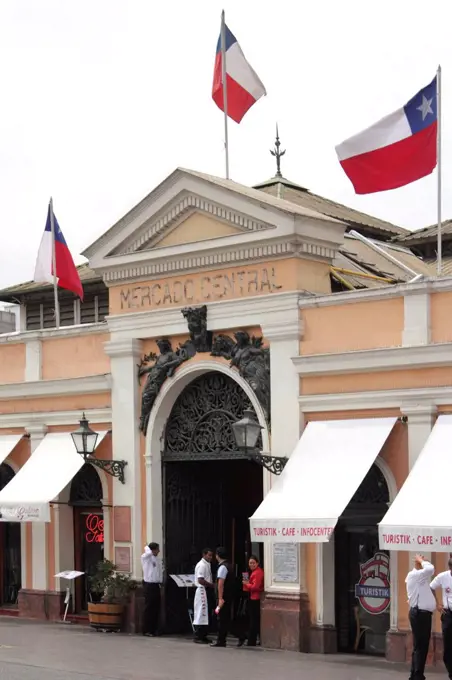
(162, 371, 262, 633)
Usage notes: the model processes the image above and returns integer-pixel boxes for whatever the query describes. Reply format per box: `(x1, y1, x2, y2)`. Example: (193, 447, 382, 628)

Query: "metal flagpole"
(49, 197, 60, 328)
(437, 64, 442, 276)
(220, 9, 230, 179)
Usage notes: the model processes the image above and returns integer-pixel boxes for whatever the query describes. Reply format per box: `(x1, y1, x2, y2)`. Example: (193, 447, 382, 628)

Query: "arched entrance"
(335, 463, 390, 656)
(69, 463, 104, 612)
(162, 371, 263, 633)
(0, 463, 21, 607)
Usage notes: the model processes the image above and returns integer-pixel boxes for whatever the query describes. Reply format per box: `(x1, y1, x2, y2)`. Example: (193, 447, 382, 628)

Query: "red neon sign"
(85, 514, 104, 544)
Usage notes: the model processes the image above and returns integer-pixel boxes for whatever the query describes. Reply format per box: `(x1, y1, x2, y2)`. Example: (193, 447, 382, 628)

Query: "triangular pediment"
(147, 211, 244, 249)
(109, 192, 274, 257)
(82, 168, 346, 283)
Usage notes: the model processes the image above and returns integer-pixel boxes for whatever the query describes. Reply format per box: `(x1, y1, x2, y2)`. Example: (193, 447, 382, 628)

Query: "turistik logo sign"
(354, 551, 390, 615)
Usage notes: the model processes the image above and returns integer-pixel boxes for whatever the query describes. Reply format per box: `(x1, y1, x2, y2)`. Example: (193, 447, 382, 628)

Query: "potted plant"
(87, 559, 138, 632)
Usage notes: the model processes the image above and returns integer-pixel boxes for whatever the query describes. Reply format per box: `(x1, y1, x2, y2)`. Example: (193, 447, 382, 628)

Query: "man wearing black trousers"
(431, 557, 452, 679)
(211, 547, 234, 648)
(406, 553, 435, 680)
(141, 542, 163, 637)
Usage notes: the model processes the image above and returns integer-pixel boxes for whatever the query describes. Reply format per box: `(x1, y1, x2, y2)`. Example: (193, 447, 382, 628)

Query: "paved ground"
(0, 618, 447, 679)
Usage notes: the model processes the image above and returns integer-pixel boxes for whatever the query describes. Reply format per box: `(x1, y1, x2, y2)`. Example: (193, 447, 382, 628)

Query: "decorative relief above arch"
(138, 305, 270, 435)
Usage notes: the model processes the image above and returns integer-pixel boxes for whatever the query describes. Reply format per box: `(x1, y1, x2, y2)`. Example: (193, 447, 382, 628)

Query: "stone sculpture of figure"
(138, 338, 186, 434)
(181, 305, 212, 354)
(210, 331, 271, 421)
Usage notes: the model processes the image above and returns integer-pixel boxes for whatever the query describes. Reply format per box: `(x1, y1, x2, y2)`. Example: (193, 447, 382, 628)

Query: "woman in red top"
(240, 555, 264, 647)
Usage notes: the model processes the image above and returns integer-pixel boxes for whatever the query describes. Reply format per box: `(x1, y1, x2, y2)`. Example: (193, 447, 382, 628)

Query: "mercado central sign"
(114, 264, 285, 312)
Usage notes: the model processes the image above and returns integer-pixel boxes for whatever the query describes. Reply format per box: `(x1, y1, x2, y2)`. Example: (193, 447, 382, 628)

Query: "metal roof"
(254, 177, 408, 237)
(393, 220, 452, 244)
(0, 264, 100, 301)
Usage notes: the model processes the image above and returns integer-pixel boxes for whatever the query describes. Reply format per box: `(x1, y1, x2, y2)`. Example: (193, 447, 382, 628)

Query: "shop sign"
(0, 505, 44, 521)
(355, 551, 390, 615)
(251, 522, 334, 542)
(85, 514, 104, 543)
(380, 529, 452, 551)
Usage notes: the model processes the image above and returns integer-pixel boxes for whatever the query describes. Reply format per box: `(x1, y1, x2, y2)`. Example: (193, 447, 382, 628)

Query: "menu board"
(272, 543, 299, 583)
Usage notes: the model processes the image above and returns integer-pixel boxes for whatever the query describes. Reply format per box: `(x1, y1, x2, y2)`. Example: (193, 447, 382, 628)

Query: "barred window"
(24, 284, 108, 330)
(80, 289, 109, 324)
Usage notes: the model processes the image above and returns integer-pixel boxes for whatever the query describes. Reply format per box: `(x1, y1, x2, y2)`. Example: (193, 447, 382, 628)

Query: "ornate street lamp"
(232, 409, 287, 475)
(71, 414, 127, 484)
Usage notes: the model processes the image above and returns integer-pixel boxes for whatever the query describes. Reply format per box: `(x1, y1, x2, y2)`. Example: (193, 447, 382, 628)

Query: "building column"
(402, 287, 431, 346)
(104, 338, 143, 578)
(386, 402, 436, 662)
(18, 424, 64, 620)
(24, 338, 42, 382)
(260, 314, 309, 651)
(26, 425, 48, 592)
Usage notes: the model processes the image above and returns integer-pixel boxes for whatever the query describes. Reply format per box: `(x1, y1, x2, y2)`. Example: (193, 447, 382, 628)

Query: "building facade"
(0, 167, 448, 665)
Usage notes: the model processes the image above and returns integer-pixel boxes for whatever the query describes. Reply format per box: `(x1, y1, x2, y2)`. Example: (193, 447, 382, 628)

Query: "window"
(24, 288, 108, 330)
(80, 290, 109, 325)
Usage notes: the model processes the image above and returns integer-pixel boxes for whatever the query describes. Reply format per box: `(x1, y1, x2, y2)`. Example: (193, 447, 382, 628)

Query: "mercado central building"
(0, 160, 452, 665)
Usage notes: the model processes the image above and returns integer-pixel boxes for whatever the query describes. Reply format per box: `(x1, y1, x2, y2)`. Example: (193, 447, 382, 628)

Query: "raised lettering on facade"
(120, 267, 282, 311)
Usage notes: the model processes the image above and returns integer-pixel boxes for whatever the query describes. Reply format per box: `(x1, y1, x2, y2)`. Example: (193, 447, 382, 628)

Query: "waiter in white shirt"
(406, 553, 435, 680)
(430, 556, 452, 679)
(141, 541, 163, 636)
(193, 548, 214, 643)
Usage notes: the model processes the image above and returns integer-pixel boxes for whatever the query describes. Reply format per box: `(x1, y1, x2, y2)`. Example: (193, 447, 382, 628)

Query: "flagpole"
(437, 64, 442, 276)
(49, 197, 60, 328)
(221, 9, 230, 179)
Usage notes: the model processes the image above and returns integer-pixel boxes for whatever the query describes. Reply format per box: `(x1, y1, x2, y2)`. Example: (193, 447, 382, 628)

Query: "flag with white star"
(335, 76, 437, 194)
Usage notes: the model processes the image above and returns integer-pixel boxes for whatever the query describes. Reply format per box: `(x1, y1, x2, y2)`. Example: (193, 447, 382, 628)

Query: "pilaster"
(402, 288, 431, 346)
(262, 313, 304, 598)
(25, 425, 48, 591)
(25, 339, 42, 382)
(104, 337, 143, 578)
(401, 402, 437, 468)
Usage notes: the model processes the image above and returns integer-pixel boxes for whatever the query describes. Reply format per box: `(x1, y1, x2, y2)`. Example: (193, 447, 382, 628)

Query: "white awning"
(0, 431, 107, 522)
(250, 417, 397, 543)
(379, 414, 452, 552)
(0, 435, 22, 465)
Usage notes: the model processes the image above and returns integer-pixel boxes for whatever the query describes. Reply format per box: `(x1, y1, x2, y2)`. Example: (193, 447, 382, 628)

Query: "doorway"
(162, 371, 264, 633)
(69, 464, 104, 612)
(0, 463, 21, 608)
(334, 464, 390, 656)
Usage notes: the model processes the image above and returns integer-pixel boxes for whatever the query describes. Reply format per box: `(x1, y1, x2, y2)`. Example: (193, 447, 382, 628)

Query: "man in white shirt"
(406, 553, 435, 680)
(141, 541, 163, 637)
(430, 557, 452, 679)
(193, 548, 214, 643)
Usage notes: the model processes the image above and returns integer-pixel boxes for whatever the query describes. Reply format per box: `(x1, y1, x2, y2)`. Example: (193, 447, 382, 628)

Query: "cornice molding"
(107, 291, 300, 340)
(298, 276, 452, 309)
(101, 236, 338, 285)
(298, 386, 452, 412)
(0, 322, 108, 346)
(0, 374, 111, 401)
(0, 408, 111, 430)
(104, 338, 143, 359)
(293, 342, 452, 376)
(122, 193, 274, 255)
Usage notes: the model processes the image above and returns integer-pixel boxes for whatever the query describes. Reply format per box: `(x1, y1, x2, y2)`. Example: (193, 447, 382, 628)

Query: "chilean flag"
(336, 76, 437, 194)
(212, 22, 266, 124)
(34, 201, 84, 300)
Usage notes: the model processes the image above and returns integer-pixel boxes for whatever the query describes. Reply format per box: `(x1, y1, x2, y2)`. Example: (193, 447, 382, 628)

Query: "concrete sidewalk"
(0, 617, 446, 679)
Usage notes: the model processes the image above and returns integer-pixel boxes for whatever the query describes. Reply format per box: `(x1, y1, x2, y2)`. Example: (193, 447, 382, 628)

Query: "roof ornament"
(270, 124, 285, 178)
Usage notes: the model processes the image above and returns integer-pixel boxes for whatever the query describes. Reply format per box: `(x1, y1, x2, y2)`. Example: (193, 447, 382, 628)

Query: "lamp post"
(232, 409, 287, 475)
(71, 414, 127, 484)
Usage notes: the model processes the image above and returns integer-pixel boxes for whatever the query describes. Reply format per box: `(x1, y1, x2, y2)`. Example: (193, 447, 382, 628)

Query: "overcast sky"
(0, 0, 450, 289)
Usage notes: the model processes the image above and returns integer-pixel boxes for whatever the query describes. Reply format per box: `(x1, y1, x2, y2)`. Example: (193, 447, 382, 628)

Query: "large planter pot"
(88, 602, 124, 632)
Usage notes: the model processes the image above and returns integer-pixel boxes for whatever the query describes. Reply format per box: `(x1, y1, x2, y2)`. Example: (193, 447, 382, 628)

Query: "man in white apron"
(193, 548, 214, 643)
